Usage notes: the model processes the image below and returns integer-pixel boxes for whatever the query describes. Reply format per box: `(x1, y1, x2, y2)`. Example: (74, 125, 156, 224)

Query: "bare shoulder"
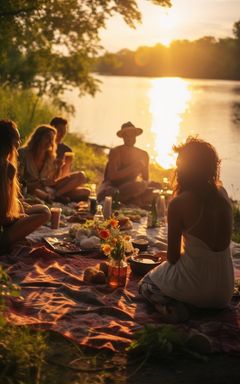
(168, 191, 195, 212)
(109, 146, 123, 156)
(168, 194, 183, 212)
(135, 147, 149, 158)
(216, 187, 232, 209)
(217, 186, 230, 200)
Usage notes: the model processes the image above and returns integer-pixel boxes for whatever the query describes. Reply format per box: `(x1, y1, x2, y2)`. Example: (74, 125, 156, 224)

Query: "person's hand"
(55, 158, 65, 170)
(45, 187, 55, 201)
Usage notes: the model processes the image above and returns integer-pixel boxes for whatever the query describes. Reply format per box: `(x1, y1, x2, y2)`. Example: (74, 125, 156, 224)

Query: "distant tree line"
(96, 21, 240, 80)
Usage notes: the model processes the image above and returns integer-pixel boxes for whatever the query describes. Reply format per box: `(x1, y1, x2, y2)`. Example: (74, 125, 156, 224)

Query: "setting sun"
(158, 7, 179, 46)
(148, 77, 191, 168)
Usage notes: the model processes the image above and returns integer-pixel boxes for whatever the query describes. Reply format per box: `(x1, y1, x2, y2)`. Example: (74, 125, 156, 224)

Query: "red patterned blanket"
(1, 245, 240, 353)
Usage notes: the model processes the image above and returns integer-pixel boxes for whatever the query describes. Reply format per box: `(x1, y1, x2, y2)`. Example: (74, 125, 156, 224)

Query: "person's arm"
(107, 149, 142, 183)
(141, 152, 149, 181)
(167, 197, 183, 265)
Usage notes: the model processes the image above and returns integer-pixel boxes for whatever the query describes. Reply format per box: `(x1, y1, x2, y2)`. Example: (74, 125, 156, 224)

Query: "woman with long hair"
(0, 120, 50, 254)
(19, 125, 90, 201)
(139, 137, 234, 322)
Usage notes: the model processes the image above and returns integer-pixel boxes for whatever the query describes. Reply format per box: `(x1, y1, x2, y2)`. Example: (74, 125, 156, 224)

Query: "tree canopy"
(0, 0, 171, 108)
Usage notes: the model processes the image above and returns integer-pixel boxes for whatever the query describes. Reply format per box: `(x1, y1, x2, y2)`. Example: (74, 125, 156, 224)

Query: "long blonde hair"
(0, 120, 21, 223)
(23, 125, 57, 161)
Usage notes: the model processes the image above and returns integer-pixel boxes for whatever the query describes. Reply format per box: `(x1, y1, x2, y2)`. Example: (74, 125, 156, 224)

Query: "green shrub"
(0, 86, 59, 139)
(232, 202, 240, 243)
(65, 133, 107, 184)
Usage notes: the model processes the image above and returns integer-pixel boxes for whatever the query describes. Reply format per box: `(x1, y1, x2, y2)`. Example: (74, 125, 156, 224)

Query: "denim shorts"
(138, 273, 175, 305)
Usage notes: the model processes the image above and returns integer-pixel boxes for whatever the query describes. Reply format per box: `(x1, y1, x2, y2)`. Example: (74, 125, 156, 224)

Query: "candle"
(103, 196, 112, 219)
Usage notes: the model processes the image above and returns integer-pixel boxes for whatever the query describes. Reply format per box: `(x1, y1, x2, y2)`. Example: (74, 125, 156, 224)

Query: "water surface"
(64, 76, 240, 199)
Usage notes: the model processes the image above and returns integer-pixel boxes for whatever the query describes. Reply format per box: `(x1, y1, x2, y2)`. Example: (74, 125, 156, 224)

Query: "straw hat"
(117, 121, 143, 138)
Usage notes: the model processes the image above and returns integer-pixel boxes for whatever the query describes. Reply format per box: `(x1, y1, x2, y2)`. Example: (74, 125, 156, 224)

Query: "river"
(64, 75, 240, 199)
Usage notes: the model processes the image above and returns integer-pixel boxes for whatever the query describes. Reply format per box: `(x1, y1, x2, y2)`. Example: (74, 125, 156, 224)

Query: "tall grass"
(65, 133, 108, 184)
(0, 86, 59, 138)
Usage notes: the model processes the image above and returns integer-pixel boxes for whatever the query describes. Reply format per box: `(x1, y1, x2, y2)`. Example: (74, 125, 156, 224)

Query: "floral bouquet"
(98, 218, 134, 262)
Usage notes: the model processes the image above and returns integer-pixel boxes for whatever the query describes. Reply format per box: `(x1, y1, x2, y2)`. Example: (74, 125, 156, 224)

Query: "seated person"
(97, 121, 153, 205)
(0, 120, 50, 255)
(139, 137, 234, 322)
(18, 125, 90, 202)
(50, 116, 73, 177)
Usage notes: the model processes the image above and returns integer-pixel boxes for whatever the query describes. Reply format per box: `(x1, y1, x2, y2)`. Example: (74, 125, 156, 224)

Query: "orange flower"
(124, 235, 131, 241)
(102, 244, 112, 256)
(99, 229, 110, 239)
(110, 238, 117, 247)
(109, 219, 119, 228)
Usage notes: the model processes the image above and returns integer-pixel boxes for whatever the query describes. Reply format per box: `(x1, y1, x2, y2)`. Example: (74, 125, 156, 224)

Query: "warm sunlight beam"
(148, 78, 191, 168)
(158, 7, 179, 47)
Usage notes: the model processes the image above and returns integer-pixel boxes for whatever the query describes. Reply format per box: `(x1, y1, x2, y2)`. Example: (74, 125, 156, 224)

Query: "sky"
(100, 0, 240, 51)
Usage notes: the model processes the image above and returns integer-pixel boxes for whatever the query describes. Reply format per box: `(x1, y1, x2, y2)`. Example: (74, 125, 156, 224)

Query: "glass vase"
(108, 259, 128, 288)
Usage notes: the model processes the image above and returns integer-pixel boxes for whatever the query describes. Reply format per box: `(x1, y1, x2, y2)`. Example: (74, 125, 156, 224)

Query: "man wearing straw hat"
(97, 121, 152, 206)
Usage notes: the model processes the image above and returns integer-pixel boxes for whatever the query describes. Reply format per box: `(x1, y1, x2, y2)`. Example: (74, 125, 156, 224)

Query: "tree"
(0, 0, 171, 109)
(233, 20, 240, 40)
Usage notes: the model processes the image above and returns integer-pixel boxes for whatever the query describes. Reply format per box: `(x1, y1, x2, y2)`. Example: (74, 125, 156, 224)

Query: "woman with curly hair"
(18, 125, 90, 202)
(139, 137, 234, 322)
(0, 120, 50, 254)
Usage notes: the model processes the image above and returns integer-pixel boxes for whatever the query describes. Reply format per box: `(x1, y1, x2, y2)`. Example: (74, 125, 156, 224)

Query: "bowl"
(132, 238, 149, 252)
(129, 253, 163, 276)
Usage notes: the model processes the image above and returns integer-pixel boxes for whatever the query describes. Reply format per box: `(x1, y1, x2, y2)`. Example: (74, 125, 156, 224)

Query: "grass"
(0, 325, 126, 384)
(232, 201, 240, 243)
(0, 86, 60, 139)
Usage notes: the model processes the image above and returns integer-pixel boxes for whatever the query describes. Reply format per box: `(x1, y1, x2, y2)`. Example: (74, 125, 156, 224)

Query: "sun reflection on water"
(148, 77, 191, 168)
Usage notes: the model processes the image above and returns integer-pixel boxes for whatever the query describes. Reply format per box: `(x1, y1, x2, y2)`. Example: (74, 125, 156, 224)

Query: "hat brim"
(117, 127, 143, 138)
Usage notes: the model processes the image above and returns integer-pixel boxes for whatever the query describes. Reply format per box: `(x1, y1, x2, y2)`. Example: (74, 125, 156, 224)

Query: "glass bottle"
(89, 184, 97, 214)
(93, 204, 104, 222)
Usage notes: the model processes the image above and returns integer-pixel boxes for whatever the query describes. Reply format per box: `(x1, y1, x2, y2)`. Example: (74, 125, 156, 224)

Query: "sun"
(158, 7, 179, 47)
(148, 77, 191, 169)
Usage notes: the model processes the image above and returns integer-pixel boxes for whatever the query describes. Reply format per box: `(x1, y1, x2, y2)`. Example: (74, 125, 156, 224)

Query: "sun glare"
(148, 78, 191, 169)
(158, 7, 179, 47)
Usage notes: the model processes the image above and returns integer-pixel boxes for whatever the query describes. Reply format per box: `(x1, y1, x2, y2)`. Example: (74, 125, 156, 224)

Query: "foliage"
(0, 325, 48, 384)
(65, 133, 107, 184)
(0, 265, 21, 326)
(233, 20, 240, 40)
(0, 0, 171, 108)
(149, 162, 173, 184)
(0, 267, 48, 383)
(127, 324, 210, 367)
(96, 21, 240, 80)
(127, 324, 186, 355)
(232, 201, 240, 243)
(0, 86, 60, 139)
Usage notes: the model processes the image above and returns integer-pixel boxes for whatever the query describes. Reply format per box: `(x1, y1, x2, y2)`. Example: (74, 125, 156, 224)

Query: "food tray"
(43, 235, 99, 254)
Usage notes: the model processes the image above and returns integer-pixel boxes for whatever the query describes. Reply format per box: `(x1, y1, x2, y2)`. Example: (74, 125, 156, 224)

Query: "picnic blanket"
(1, 242, 240, 353)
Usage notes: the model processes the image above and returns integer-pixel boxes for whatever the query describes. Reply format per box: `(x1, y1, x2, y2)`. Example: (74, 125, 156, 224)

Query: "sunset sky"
(100, 0, 240, 51)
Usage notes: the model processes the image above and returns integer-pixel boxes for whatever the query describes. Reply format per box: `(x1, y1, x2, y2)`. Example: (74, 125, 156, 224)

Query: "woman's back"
(179, 188, 232, 252)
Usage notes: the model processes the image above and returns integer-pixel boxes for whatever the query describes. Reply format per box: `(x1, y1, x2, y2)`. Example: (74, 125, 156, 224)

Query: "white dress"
(148, 232, 234, 309)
